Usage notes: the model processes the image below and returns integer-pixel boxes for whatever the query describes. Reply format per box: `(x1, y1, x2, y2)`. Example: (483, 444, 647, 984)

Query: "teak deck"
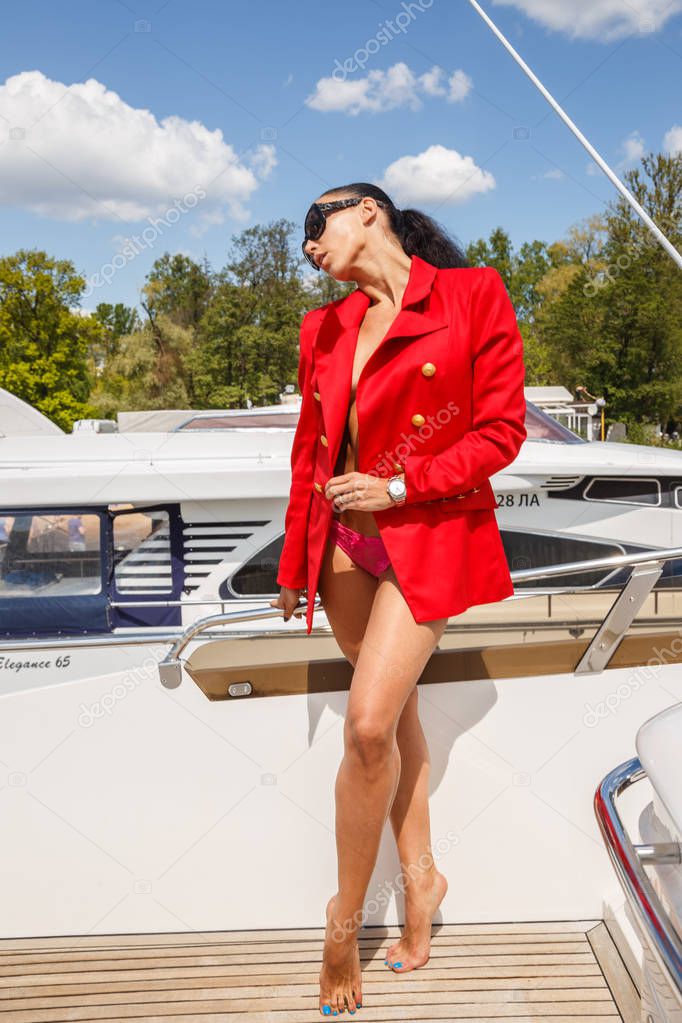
(0, 920, 639, 1022)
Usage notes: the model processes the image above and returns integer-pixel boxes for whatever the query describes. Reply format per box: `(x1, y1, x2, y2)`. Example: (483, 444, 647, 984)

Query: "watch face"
(388, 478, 406, 499)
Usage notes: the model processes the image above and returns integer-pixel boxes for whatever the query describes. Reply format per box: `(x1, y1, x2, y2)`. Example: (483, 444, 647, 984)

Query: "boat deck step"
(0, 919, 639, 1021)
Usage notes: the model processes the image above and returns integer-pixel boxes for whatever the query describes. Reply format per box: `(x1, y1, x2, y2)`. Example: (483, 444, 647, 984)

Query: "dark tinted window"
(225, 536, 283, 596)
(501, 530, 624, 588)
(584, 478, 660, 505)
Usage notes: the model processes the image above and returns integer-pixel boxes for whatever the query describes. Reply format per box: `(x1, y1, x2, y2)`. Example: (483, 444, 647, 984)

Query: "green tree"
(89, 314, 193, 417)
(0, 249, 102, 430)
(91, 302, 141, 366)
(144, 253, 213, 328)
(538, 153, 682, 430)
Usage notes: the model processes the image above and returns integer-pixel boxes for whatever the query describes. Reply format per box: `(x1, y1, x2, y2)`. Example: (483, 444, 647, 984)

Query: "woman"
(271, 183, 527, 1016)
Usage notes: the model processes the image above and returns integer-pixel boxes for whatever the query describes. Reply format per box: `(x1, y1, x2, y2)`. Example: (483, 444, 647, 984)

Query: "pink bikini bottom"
(329, 517, 392, 578)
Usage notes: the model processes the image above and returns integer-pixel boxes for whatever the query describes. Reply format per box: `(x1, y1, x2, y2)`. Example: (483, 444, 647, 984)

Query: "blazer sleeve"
(276, 310, 319, 590)
(402, 267, 527, 505)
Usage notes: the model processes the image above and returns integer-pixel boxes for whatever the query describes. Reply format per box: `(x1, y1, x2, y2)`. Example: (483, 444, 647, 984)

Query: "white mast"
(467, 0, 682, 271)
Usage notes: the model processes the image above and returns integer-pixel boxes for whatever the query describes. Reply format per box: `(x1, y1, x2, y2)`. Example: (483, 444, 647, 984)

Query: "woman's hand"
(270, 586, 305, 622)
(324, 471, 404, 511)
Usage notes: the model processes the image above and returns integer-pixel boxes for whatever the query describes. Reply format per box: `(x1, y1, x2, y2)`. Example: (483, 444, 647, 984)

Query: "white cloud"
(417, 67, 473, 103)
(418, 66, 447, 97)
(544, 168, 564, 179)
(376, 144, 495, 206)
(447, 69, 473, 103)
(306, 62, 471, 115)
(663, 125, 682, 154)
(490, 0, 682, 40)
(619, 130, 646, 167)
(0, 70, 276, 223)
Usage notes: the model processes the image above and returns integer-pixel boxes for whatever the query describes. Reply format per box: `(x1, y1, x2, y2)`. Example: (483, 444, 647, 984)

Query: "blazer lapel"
(311, 255, 447, 468)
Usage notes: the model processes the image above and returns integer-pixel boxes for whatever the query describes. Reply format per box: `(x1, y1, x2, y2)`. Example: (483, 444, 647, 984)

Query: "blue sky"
(1, 0, 681, 310)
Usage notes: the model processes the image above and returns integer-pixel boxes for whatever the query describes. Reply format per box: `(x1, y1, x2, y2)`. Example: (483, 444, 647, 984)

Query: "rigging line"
(467, 0, 682, 271)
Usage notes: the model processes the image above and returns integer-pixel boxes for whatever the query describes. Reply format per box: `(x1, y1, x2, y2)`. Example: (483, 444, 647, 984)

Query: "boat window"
(524, 402, 586, 444)
(584, 478, 661, 506)
(112, 510, 173, 593)
(225, 536, 283, 596)
(0, 513, 102, 597)
(501, 529, 625, 588)
(176, 411, 300, 430)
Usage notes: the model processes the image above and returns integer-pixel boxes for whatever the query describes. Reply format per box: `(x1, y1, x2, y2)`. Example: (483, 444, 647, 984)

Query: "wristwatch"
(386, 474, 407, 504)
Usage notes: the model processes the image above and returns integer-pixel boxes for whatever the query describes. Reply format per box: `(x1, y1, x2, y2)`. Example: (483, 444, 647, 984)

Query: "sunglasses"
(301, 197, 387, 270)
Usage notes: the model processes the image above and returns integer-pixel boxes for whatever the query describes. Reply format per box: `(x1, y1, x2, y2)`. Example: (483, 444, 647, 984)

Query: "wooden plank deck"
(0, 920, 639, 1022)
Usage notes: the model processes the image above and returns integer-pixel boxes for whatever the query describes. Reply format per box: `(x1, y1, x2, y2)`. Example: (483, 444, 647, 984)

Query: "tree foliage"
(0, 250, 102, 430)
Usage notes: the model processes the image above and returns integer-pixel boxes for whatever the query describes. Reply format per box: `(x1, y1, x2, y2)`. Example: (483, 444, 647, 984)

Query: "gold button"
(314, 481, 323, 492)
(393, 462, 403, 471)
(320, 434, 328, 446)
(411, 413, 425, 427)
(421, 362, 436, 377)
(313, 391, 321, 401)
(456, 493, 465, 499)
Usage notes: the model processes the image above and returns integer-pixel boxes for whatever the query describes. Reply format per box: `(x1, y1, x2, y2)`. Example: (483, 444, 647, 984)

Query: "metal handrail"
(594, 757, 682, 1007)
(158, 597, 324, 688)
(510, 544, 682, 583)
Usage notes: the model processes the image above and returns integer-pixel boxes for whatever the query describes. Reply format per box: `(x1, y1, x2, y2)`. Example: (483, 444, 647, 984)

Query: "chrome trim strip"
(594, 757, 682, 1007)
(511, 544, 682, 583)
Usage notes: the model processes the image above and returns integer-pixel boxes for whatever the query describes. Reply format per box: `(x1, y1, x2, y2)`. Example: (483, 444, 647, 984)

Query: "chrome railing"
(594, 757, 682, 1008)
(158, 597, 324, 688)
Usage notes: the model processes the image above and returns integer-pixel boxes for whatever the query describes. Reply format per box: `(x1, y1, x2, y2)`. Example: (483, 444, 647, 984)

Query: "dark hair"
(319, 181, 469, 269)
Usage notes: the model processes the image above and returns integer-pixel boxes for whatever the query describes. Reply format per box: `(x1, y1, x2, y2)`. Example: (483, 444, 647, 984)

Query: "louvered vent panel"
(182, 520, 268, 593)
(542, 475, 584, 491)
(115, 528, 173, 593)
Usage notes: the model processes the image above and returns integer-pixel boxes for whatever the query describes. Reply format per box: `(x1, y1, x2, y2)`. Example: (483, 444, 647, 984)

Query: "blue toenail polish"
(384, 959, 388, 964)
(322, 1007, 331, 1015)
(333, 1013, 338, 1017)
(393, 961, 402, 968)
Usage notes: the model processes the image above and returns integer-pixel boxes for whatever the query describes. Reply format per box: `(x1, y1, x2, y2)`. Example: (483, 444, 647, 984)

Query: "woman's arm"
(402, 267, 527, 505)
(276, 311, 319, 590)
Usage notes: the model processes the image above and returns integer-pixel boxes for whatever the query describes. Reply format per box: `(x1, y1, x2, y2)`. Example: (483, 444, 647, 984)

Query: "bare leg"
(384, 686, 449, 972)
(317, 549, 446, 1015)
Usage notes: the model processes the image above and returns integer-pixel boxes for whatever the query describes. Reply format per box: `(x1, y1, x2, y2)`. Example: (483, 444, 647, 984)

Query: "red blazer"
(277, 254, 527, 635)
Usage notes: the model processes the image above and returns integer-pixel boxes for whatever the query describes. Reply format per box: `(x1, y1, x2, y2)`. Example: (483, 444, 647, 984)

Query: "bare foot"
(385, 868, 448, 972)
(319, 893, 363, 1015)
